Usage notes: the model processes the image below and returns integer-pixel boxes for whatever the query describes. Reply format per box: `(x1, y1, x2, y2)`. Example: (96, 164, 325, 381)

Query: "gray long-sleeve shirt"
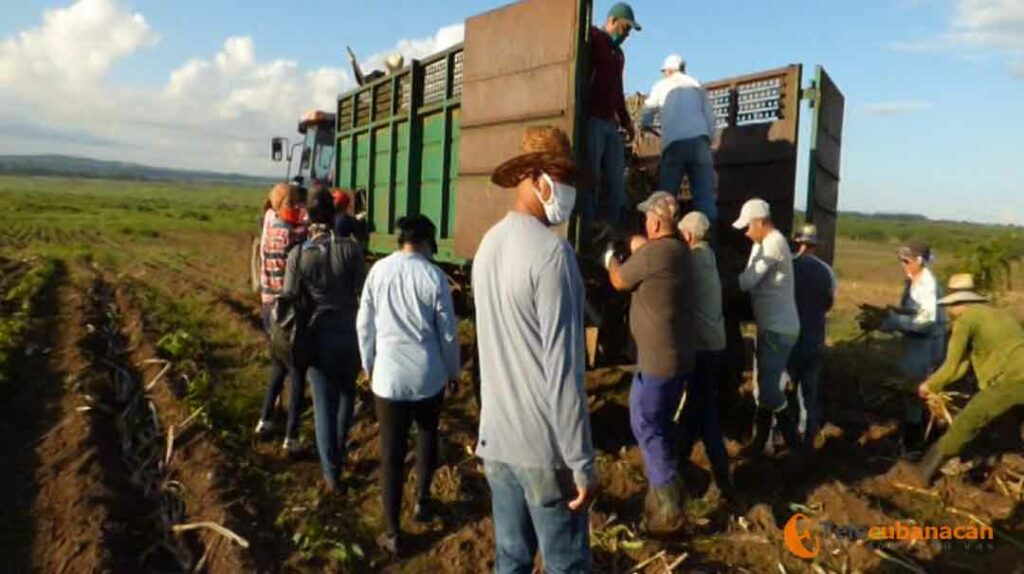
(738, 229, 801, 337)
(472, 212, 595, 488)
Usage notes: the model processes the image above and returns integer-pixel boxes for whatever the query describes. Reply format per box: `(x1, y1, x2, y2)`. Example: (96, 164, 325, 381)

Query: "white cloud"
(890, 0, 1024, 75)
(862, 101, 935, 114)
(0, 0, 465, 175)
(952, 0, 1024, 49)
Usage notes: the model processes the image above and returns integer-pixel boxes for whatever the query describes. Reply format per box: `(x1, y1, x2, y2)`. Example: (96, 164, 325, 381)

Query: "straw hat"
(491, 126, 579, 189)
(938, 273, 988, 306)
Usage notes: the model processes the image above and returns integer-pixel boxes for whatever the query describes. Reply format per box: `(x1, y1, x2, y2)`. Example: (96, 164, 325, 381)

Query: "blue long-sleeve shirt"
(356, 251, 460, 401)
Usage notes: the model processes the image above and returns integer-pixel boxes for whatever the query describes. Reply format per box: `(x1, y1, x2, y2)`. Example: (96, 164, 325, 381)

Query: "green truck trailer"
(326, 0, 844, 368)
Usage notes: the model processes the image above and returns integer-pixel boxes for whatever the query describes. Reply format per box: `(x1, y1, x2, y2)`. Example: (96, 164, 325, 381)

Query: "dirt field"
(1, 176, 1022, 573)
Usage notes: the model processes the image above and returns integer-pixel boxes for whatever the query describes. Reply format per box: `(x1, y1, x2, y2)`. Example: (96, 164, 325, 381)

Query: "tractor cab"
(271, 110, 336, 187)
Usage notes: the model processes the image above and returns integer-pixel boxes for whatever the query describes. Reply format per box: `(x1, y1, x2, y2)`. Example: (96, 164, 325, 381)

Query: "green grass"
(0, 258, 58, 383)
(834, 213, 1024, 292)
(0, 176, 265, 260)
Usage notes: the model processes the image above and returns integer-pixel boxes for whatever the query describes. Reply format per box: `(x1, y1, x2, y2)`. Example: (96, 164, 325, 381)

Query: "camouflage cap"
(637, 191, 679, 222)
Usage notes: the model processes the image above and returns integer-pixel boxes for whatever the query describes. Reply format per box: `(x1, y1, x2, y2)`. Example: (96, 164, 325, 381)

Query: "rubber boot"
(901, 420, 926, 457)
(775, 409, 809, 456)
(743, 410, 773, 457)
(711, 460, 736, 502)
(644, 478, 686, 535)
(914, 444, 947, 486)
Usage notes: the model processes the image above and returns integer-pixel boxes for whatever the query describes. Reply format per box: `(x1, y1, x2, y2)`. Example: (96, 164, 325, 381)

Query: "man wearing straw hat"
(473, 126, 595, 572)
(909, 274, 1024, 485)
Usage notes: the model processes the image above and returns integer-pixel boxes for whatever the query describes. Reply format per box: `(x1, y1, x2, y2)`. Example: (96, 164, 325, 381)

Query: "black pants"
(678, 351, 730, 478)
(374, 391, 444, 536)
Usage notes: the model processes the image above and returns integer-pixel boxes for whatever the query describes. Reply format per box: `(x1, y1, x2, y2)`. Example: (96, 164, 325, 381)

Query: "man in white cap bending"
(640, 54, 717, 225)
(733, 198, 806, 457)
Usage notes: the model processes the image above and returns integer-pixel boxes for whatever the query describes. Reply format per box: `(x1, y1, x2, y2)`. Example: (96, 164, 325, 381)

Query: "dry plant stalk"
(923, 391, 965, 440)
(629, 550, 666, 573)
(172, 522, 250, 549)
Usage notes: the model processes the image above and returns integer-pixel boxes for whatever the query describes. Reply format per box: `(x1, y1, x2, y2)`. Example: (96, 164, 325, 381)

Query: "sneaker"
(254, 419, 274, 438)
(282, 437, 302, 456)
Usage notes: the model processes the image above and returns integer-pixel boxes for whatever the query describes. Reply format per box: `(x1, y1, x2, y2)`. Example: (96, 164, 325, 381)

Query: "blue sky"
(1, 0, 1022, 224)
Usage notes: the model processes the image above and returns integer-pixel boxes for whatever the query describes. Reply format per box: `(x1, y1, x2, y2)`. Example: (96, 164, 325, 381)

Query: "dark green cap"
(608, 2, 641, 31)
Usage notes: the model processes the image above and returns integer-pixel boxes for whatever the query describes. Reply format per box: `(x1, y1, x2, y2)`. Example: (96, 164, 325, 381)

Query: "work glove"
(603, 239, 630, 270)
(879, 312, 899, 334)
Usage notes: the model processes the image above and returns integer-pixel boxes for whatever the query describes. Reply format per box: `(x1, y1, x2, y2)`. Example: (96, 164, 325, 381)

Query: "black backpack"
(268, 242, 314, 372)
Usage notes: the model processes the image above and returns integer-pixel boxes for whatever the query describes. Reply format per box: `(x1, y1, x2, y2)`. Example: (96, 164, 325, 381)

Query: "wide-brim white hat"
(937, 291, 988, 306)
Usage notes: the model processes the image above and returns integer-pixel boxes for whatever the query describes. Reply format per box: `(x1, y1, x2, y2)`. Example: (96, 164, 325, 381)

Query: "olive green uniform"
(924, 305, 1024, 457)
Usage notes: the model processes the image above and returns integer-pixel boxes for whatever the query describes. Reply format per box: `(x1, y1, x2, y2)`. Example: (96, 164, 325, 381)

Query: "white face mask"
(533, 173, 576, 226)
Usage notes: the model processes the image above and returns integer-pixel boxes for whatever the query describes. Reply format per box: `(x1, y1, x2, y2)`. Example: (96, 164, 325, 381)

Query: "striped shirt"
(260, 209, 307, 304)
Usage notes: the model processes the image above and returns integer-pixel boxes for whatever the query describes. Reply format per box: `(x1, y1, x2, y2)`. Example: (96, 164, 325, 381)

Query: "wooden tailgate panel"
(805, 66, 844, 264)
(454, 0, 585, 260)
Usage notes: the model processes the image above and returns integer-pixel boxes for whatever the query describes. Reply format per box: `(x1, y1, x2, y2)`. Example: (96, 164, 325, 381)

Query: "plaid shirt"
(260, 209, 307, 304)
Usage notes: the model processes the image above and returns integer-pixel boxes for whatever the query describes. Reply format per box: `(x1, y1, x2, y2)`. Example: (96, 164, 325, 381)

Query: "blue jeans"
(583, 117, 626, 225)
(678, 352, 729, 474)
(787, 340, 824, 440)
(660, 136, 716, 224)
(484, 460, 590, 574)
(755, 331, 798, 412)
(260, 304, 303, 439)
(630, 372, 686, 487)
(306, 318, 360, 486)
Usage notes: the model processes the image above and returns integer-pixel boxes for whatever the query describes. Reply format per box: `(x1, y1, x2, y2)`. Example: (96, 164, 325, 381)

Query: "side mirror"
(300, 147, 311, 170)
(271, 137, 284, 161)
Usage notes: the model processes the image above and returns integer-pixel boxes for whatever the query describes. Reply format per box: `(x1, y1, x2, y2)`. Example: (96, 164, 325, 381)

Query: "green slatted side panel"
(337, 135, 354, 188)
(394, 120, 410, 229)
(447, 107, 460, 239)
(419, 110, 446, 234)
(353, 134, 377, 231)
(373, 126, 393, 235)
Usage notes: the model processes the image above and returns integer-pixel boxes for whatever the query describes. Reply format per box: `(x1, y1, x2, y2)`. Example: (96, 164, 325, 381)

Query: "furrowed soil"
(2, 176, 1022, 573)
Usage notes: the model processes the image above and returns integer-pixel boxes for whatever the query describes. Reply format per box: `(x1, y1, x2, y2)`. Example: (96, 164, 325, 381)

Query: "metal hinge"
(801, 81, 819, 108)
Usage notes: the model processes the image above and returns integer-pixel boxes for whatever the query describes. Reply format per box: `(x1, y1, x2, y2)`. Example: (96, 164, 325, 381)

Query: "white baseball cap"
(732, 198, 771, 229)
(661, 54, 684, 72)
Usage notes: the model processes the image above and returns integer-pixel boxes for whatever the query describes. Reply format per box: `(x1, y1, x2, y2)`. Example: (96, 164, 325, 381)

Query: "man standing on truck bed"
(584, 2, 640, 230)
(640, 54, 718, 226)
(474, 126, 595, 573)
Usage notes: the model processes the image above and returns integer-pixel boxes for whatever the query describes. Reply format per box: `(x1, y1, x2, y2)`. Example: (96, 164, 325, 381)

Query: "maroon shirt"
(588, 26, 629, 126)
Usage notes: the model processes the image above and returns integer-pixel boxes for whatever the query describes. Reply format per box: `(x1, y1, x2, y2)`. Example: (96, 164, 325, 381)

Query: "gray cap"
(678, 211, 710, 239)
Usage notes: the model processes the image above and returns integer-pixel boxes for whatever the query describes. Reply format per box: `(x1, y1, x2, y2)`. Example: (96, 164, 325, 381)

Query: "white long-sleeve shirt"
(888, 268, 940, 335)
(640, 71, 716, 150)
